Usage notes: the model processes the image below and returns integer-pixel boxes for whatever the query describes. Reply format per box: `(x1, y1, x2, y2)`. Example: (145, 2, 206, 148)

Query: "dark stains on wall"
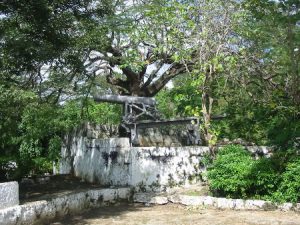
(101, 152, 110, 166)
(101, 151, 119, 167)
(148, 151, 173, 163)
(110, 151, 118, 162)
(177, 159, 184, 168)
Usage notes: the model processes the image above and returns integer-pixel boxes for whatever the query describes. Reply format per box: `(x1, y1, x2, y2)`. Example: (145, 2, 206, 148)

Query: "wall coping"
(134, 193, 300, 212)
(0, 182, 19, 210)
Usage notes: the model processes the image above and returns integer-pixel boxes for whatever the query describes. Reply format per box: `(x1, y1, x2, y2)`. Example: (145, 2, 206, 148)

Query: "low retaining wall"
(0, 187, 131, 225)
(0, 182, 19, 210)
(134, 193, 300, 212)
(60, 136, 210, 191)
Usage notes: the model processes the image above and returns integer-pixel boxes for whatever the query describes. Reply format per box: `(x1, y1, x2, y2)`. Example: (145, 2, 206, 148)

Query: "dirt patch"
(19, 174, 107, 203)
(49, 203, 300, 225)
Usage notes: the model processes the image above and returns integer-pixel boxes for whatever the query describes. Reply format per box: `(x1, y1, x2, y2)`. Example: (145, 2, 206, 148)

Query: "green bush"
(273, 158, 300, 203)
(207, 145, 300, 202)
(250, 158, 281, 199)
(207, 145, 254, 198)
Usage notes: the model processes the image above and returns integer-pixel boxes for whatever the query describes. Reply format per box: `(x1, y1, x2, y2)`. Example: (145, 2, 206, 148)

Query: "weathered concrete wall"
(60, 134, 209, 190)
(0, 187, 131, 225)
(0, 182, 19, 210)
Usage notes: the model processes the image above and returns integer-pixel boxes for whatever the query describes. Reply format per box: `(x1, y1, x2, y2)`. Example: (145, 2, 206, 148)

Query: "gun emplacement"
(93, 94, 201, 146)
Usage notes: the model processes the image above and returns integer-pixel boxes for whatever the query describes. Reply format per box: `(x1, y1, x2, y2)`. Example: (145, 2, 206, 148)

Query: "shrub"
(31, 157, 53, 175)
(273, 158, 300, 203)
(250, 157, 281, 199)
(208, 145, 300, 202)
(207, 145, 254, 198)
(0, 156, 17, 181)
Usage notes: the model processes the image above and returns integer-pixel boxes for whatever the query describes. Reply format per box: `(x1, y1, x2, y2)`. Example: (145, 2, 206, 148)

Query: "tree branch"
(145, 63, 186, 96)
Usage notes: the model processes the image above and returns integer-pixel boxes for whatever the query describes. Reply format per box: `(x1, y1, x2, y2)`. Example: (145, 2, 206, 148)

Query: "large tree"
(1, 0, 197, 98)
(87, 0, 194, 96)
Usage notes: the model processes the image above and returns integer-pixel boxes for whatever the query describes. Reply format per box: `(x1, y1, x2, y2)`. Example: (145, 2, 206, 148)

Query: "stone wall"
(0, 187, 131, 225)
(60, 137, 131, 185)
(60, 129, 210, 191)
(136, 126, 191, 146)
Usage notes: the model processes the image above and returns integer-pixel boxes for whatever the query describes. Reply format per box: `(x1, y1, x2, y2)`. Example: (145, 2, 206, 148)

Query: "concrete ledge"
(0, 187, 131, 225)
(0, 182, 19, 210)
(134, 193, 300, 212)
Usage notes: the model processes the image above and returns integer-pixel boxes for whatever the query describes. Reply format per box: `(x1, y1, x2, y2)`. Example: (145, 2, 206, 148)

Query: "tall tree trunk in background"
(201, 92, 214, 146)
(201, 71, 214, 147)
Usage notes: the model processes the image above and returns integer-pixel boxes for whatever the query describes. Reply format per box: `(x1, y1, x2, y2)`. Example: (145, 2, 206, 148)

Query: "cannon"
(93, 94, 160, 124)
(93, 94, 201, 146)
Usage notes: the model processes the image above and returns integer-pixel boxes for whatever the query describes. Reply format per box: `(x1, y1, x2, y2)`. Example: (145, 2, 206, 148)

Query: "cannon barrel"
(93, 94, 156, 105)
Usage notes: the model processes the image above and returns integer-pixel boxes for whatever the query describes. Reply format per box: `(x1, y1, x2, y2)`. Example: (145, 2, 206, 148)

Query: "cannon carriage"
(93, 94, 201, 146)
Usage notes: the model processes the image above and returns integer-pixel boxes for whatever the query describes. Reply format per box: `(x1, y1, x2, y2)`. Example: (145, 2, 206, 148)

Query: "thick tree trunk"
(102, 46, 187, 97)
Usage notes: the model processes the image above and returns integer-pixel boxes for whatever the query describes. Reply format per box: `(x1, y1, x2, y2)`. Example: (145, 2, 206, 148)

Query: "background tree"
(222, 0, 300, 147)
(0, 0, 117, 179)
(157, 0, 299, 146)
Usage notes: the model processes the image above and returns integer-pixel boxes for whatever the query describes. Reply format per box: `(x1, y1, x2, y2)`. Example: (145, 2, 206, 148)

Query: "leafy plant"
(207, 144, 300, 202)
(250, 158, 281, 199)
(273, 158, 300, 203)
(207, 145, 254, 198)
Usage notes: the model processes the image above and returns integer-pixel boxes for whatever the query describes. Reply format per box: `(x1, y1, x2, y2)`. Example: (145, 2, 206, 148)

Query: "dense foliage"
(207, 145, 300, 203)
(274, 158, 300, 203)
(207, 145, 254, 198)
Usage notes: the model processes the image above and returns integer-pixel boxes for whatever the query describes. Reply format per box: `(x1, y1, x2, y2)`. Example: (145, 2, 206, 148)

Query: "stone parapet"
(0, 182, 19, 210)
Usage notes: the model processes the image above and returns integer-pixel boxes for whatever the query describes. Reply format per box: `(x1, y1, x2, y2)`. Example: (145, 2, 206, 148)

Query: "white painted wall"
(60, 133, 210, 191)
(61, 137, 131, 185)
(60, 124, 273, 191)
(129, 146, 209, 191)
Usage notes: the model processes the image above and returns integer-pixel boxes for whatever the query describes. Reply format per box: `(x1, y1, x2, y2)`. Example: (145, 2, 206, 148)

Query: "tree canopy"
(0, 0, 299, 179)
